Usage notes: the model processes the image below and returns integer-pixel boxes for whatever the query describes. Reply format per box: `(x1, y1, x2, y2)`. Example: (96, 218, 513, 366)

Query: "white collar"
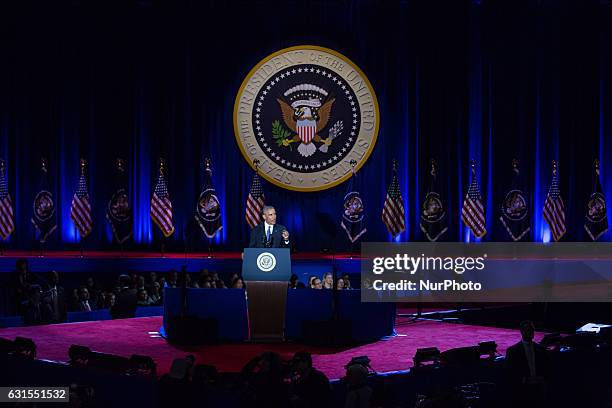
(264, 222, 274, 231)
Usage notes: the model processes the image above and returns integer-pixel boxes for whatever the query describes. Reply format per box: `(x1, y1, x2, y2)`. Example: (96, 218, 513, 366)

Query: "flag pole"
(349, 160, 357, 259)
(0, 159, 5, 256)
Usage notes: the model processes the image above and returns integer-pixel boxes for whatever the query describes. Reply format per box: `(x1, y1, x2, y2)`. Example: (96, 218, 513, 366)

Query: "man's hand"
(282, 229, 290, 241)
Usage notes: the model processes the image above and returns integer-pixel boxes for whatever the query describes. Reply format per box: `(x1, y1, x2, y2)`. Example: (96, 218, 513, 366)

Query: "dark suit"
(505, 341, 549, 407)
(248, 223, 291, 248)
(110, 287, 138, 319)
(43, 285, 67, 323)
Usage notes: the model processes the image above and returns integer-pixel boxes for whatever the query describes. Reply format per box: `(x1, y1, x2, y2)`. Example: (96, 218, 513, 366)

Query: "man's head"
(49, 271, 59, 286)
(79, 287, 90, 301)
(137, 289, 148, 301)
(262, 206, 277, 225)
(520, 320, 535, 342)
(292, 351, 313, 375)
(118, 274, 131, 288)
(312, 278, 322, 289)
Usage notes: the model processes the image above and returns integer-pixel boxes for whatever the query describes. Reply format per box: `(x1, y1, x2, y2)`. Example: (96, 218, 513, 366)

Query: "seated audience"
(290, 351, 331, 408)
(136, 275, 146, 292)
(198, 269, 211, 288)
(137, 289, 153, 306)
(77, 287, 93, 312)
(104, 292, 116, 309)
(231, 276, 245, 289)
(159, 357, 194, 408)
(148, 282, 162, 305)
(343, 363, 372, 408)
(84, 276, 99, 306)
(322, 272, 334, 289)
(167, 270, 179, 288)
(239, 351, 289, 407)
(147, 272, 158, 288)
(289, 274, 306, 289)
(341, 273, 352, 289)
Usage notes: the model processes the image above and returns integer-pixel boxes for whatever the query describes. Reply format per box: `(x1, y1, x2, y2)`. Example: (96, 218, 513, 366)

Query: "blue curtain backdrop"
(0, 0, 611, 252)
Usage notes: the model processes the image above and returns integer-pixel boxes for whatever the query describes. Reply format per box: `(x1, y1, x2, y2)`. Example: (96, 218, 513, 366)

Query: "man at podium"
(249, 206, 291, 248)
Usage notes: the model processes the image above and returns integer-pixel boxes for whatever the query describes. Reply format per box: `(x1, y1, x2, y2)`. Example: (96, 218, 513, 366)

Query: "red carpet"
(0, 316, 545, 380)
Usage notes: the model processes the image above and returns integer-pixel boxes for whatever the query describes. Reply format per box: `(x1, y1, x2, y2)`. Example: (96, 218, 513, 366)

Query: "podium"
(242, 248, 291, 341)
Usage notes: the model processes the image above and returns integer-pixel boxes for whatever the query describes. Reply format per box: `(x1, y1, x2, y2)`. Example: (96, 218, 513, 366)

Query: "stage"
(0, 315, 546, 380)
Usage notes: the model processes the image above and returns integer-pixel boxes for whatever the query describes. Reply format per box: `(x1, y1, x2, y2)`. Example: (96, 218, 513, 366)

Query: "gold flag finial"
(512, 159, 519, 175)
(430, 159, 437, 177)
(116, 158, 126, 173)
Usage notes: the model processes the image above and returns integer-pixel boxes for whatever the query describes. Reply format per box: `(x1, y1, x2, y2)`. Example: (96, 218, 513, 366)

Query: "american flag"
(70, 161, 93, 238)
(0, 161, 15, 240)
(461, 164, 487, 238)
(381, 168, 405, 237)
(150, 163, 175, 238)
(245, 172, 265, 228)
(543, 162, 566, 241)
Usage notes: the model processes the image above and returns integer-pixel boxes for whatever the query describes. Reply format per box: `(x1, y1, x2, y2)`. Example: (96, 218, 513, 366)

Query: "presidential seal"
(421, 193, 445, 223)
(197, 189, 221, 223)
(256, 252, 276, 272)
(501, 190, 528, 221)
(234, 46, 379, 192)
(108, 189, 131, 223)
(33, 191, 55, 222)
(586, 192, 607, 223)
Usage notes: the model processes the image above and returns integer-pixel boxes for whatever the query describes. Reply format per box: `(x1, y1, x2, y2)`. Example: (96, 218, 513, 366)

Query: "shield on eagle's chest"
(296, 119, 317, 144)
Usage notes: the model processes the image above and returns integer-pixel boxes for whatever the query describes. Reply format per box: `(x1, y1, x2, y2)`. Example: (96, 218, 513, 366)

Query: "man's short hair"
(292, 351, 312, 366)
(262, 205, 275, 214)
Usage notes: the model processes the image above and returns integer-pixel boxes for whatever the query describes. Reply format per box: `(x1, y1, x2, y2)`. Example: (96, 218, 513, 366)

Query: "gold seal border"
(233, 45, 380, 192)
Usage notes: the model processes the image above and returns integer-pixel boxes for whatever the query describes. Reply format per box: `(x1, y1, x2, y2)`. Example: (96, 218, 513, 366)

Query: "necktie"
(266, 226, 271, 241)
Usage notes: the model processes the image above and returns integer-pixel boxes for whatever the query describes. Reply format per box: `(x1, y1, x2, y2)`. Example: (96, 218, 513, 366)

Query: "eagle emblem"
(276, 84, 336, 157)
